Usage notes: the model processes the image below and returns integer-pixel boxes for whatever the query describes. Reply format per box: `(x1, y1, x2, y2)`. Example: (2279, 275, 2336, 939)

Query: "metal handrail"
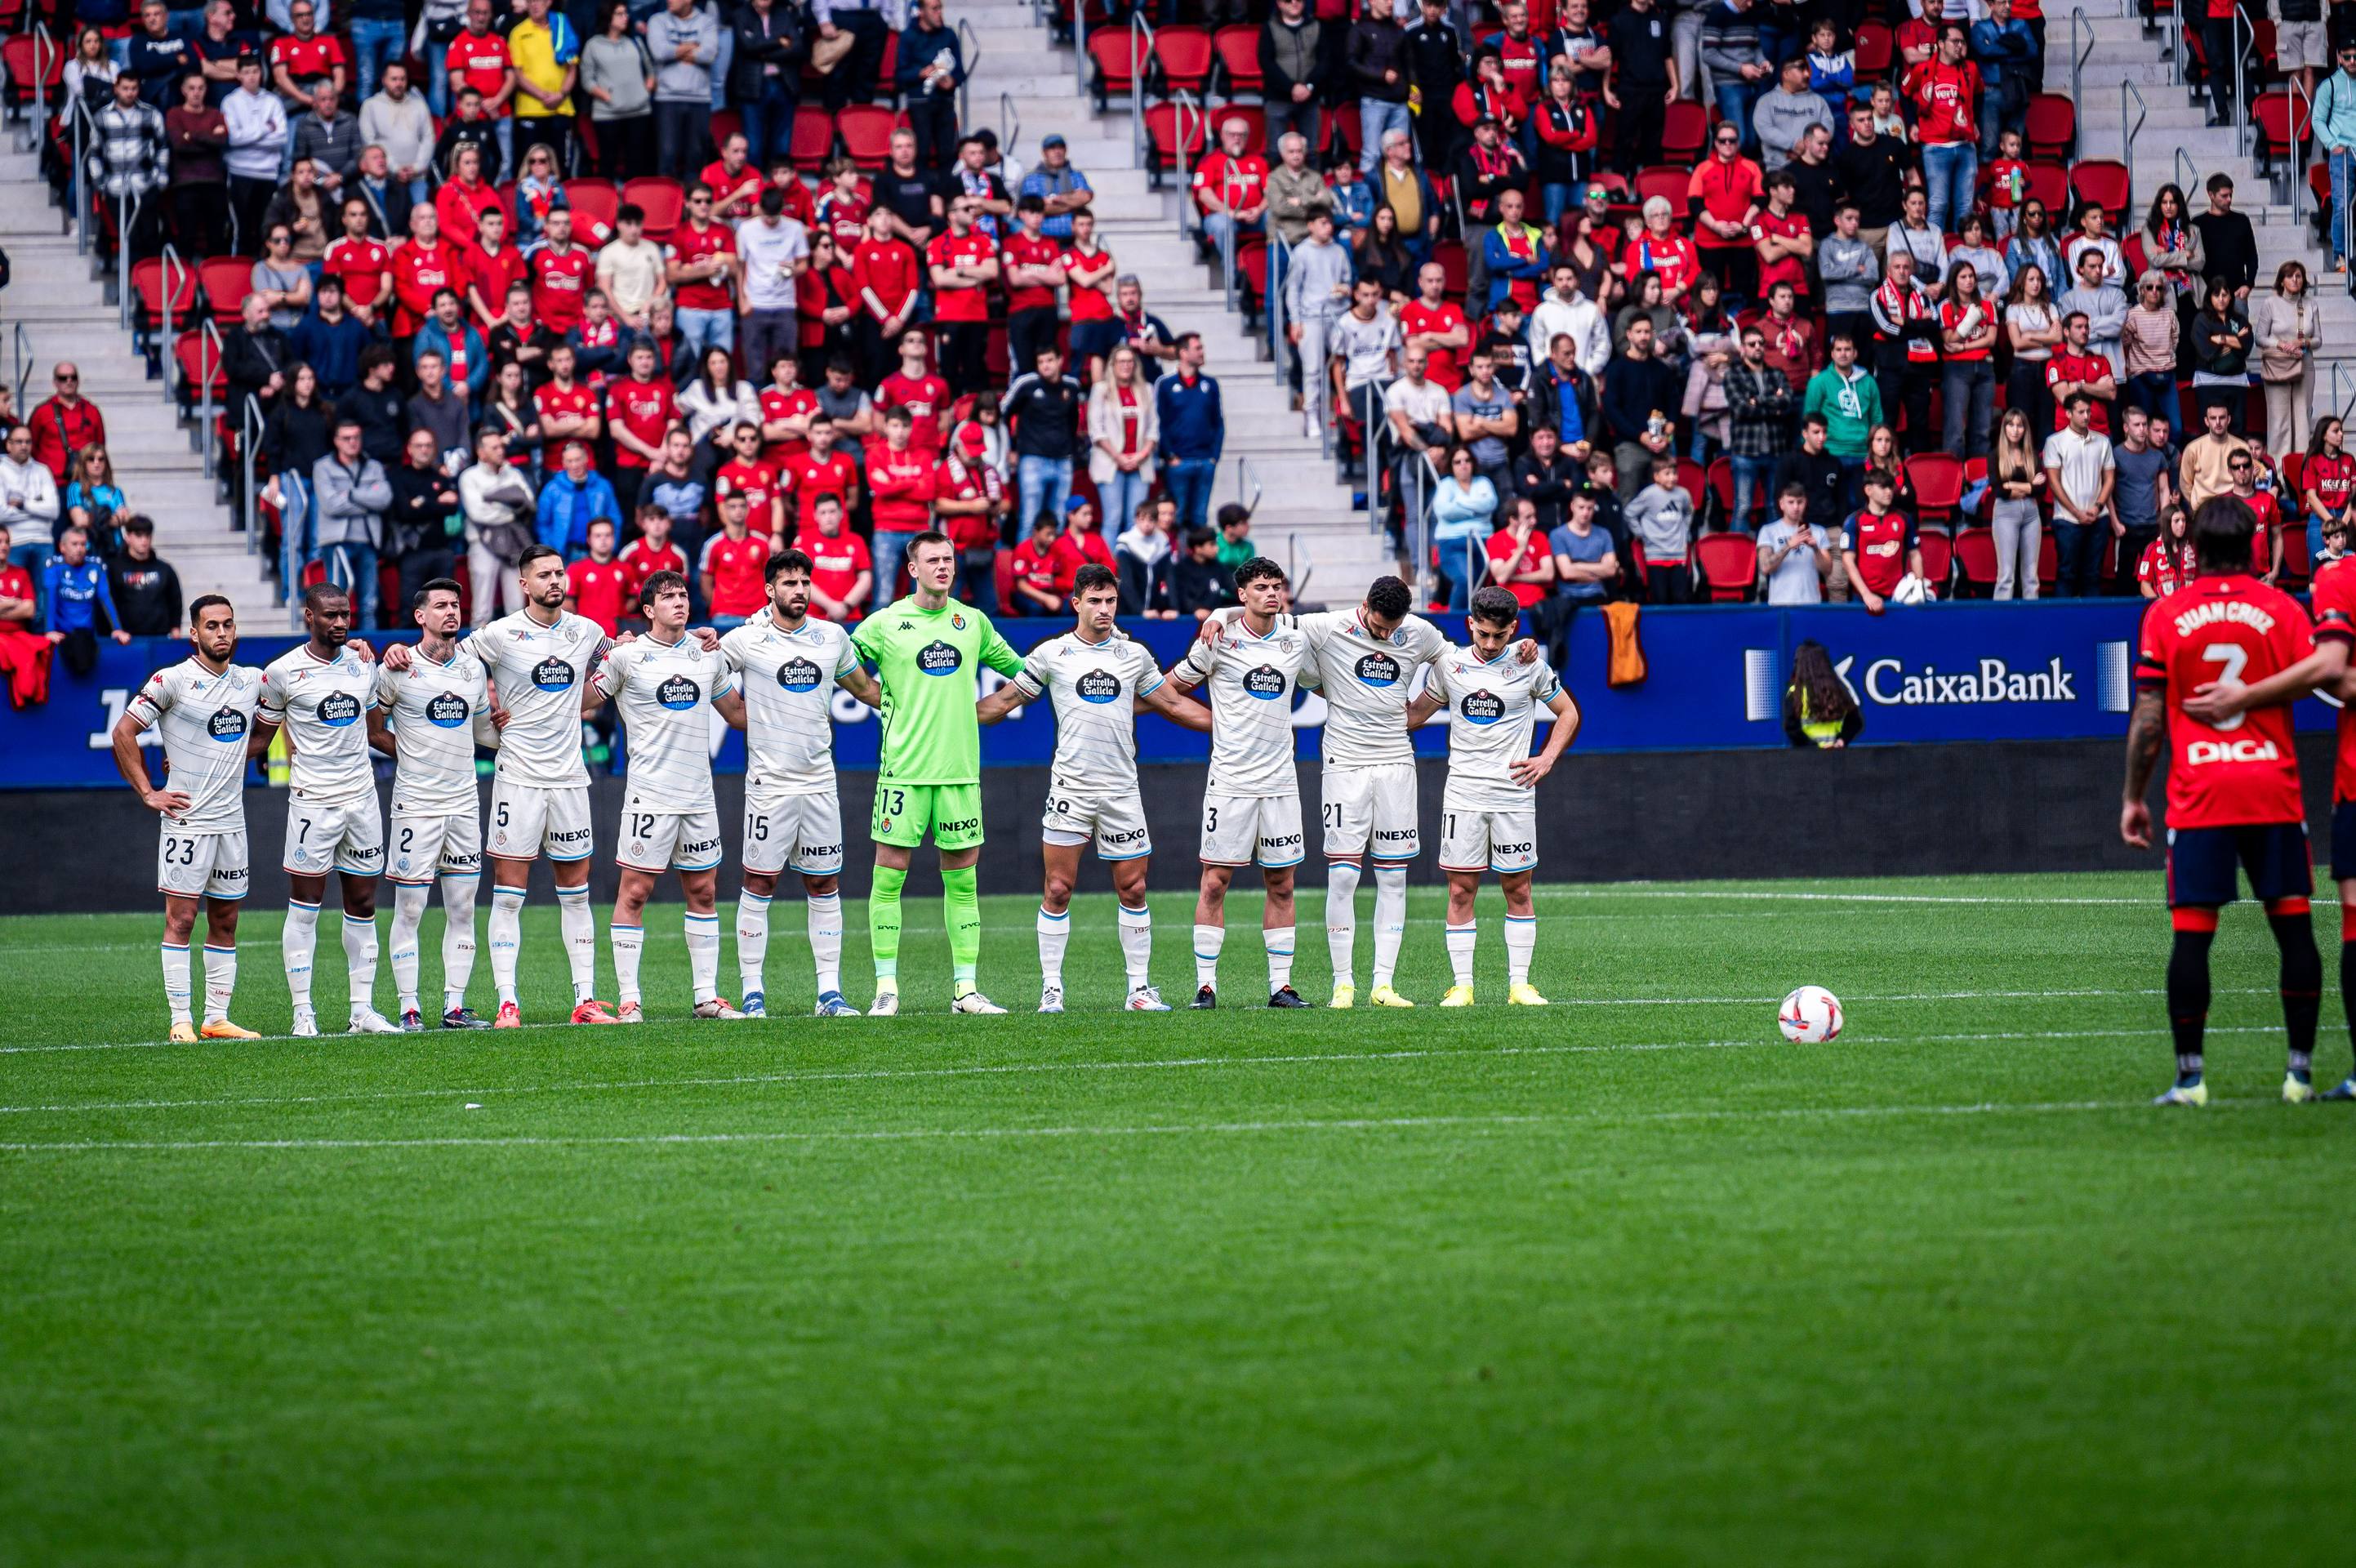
(2234, 4, 2253, 154)
(20, 20, 55, 147)
(2068, 8, 2093, 109)
(997, 90, 1018, 160)
(1171, 88, 1203, 238)
(1128, 11, 1152, 168)
(2175, 145, 2198, 204)
(10, 322, 30, 408)
(1285, 529, 1313, 603)
(238, 395, 274, 578)
(157, 243, 187, 399)
(198, 317, 224, 479)
(2118, 80, 2145, 221)
(65, 89, 96, 254)
(1267, 230, 1294, 386)
(2336, 361, 2356, 421)
(1073, 0, 1088, 93)
(1234, 453, 1263, 519)
(955, 17, 979, 135)
(115, 190, 140, 331)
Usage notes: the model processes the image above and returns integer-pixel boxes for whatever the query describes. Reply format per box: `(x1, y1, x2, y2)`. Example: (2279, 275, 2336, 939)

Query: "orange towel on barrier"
(1603, 600, 1646, 688)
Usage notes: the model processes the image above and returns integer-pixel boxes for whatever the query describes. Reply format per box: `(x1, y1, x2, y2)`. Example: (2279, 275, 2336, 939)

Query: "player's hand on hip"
(1510, 755, 1552, 786)
(144, 788, 191, 816)
(2120, 799, 2153, 849)
(490, 703, 512, 730)
(2180, 679, 2243, 726)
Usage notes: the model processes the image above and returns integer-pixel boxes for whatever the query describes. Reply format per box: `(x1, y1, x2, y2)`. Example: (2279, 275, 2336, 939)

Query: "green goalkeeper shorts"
(871, 782, 986, 852)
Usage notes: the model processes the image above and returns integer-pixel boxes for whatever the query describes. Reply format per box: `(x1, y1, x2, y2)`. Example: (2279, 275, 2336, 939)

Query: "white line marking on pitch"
(0, 1026, 2289, 1119)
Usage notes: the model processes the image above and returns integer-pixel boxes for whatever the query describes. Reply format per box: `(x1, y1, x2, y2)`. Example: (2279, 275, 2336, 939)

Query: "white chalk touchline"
(0, 1098, 2217, 1152)
(0, 1026, 2288, 1120)
(1564, 888, 2149, 906)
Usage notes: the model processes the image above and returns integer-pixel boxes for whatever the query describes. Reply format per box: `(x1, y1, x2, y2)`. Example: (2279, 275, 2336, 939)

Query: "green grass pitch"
(3, 871, 2354, 1566)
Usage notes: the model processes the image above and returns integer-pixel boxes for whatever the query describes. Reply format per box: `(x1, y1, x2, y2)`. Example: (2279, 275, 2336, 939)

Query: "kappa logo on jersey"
(656, 675, 701, 710)
(1242, 665, 1287, 700)
(425, 693, 470, 727)
(316, 692, 362, 727)
(1355, 652, 1403, 687)
(1459, 691, 1506, 725)
(2189, 737, 2283, 765)
(532, 657, 576, 691)
(917, 639, 963, 675)
(778, 656, 823, 692)
(1076, 670, 1120, 703)
(207, 708, 247, 742)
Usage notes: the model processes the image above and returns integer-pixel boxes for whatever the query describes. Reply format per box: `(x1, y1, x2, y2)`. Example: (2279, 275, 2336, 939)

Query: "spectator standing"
(2120, 274, 2180, 420)
(1722, 327, 1793, 531)
(1819, 203, 1879, 354)
(596, 205, 670, 333)
(90, 74, 171, 260)
(127, 2, 192, 111)
(2179, 400, 2254, 508)
(458, 425, 539, 622)
(799, 497, 872, 621)
(646, 0, 719, 183)
(1753, 55, 1830, 172)
(443, 0, 516, 176)
(1018, 135, 1093, 243)
(1453, 347, 1521, 506)
(260, 363, 334, 492)
(28, 366, 106, 487)
(581, 0, 657, 181)
(1868, 248, 1939, 453)
(1262, 0, 1337, 153)
(2252, 261, 2321, 457)
(1840, 469, 1922, 613)
(536, 439, 620, 556)
(290, 81, 359, 197)
(730, 0, 802, 169)
(1284, 210, 1354, 440)
(2188, 276, 2252, 430)
(666, 183, 741, 365)
(928, 194, 1000, 396)
(735, 187, 809, 386)
(1601, 316, 1681, 501)
(1265, 131, 1333, 254)
(812, 0, 893, 114)
(897, 0, 964, 172)
(1988, 405, 2046, 599)
(109, 518, 183, 636)
(42, 528, 131, 675)
(2192, 175, 2259, 308)
(1548, 488, 1617, 607)
(1907, 24, 1981, 234)
(1000, 197, 1065, 381)
(311, 419, 392, 627)
(1940, 262, 1999, 458)
(506, 0, 577, 173)
(2317, 44, 2356, 274)
(358, 59, 431, 208)
(385, 425, 461, 611)
(1833, 103, 1907, 248)
(252, 223, 314, 331)
(165, 72, 229, 257)
(1625, 453, 1695, 601)
(1331, 275, 1403, 470)
(1156, 333, 1224, 532)
(1699, 0, 1770, 151)
(2059, 246, 2130, 378)
(1087, 345, 1160, 539)
(269, 2, 348, 112)
(1005, 346, 1086, 530)
(2110, 405, 2171, 593)
(1373, 129, 1442, 261)
(0, 427, 60, 577)
(2042, 393, 2117, 596)
(1970, 0, 2038, 158)
(1432, 446, 1500, 608)
(1606, 0, 1677, 176)
(0, 524, 52, 706)
(866, 406, 937, 606)
(64, 445, 127, 559)
(1689, 122, 1763, 301)
(1755, 483, 1831, 604)
(1347, 0, 1412, 174)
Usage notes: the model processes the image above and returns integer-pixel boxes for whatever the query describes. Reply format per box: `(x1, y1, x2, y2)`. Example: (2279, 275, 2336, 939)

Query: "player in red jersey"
(698, 492, 772, 622)
(563, 519, 630, 635)
(528, 209, 594, 336)
(2180, 517, 2356, 1100)
(876, 327, 950, 454)
(323, 198, 394, 327)
(2123, 496, 2324, 1105)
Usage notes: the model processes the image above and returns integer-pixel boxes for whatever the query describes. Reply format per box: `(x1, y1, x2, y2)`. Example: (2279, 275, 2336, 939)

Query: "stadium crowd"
(3, 0, 2354, 684)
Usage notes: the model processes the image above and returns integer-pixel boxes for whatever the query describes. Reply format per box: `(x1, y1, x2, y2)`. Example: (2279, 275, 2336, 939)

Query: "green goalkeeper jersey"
(851, 598, 1027, 786)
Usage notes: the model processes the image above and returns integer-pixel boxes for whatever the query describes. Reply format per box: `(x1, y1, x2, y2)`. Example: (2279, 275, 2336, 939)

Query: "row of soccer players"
(113, 535, 1579, 1034)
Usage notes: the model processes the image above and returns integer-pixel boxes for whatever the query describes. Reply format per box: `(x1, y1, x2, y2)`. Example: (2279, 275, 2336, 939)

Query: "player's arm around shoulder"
(976, 608, 1029, 679)
(584, 640, 630, 712)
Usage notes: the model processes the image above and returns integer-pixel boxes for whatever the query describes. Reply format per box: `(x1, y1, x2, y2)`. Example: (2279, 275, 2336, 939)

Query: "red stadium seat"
(790, 105, 836, 170)
(0, 33, 62, 115)
(1674, 457, 1707, 514)
(1916, 526, 1953, 593)
(1953, 525, 1999, 596)
(172, 328, 226, 410)
(1212, 23, 1262, 98)
(198, 256, 254, 323)
(2069, 159, 2131, 221)
(2024, 93, 2075, 162)
(1661, 100, 1708, 166)
(2024, 160, 2069, 216)
(131, 256, 198, 333)
(709, 108, 742, 154)
(2253, 89, 2309, 176)
(1853, 21, 1893, 78)
(1634, 164, 1689, 209)
(1693, 532, 1757, 602)
(1707, 456, 1739, 530)
(2037, 528, 2059, 593)
(1433, 239, 1469, 300)
(2280, 518, 2314, 590)
(1154, 25, 1215, 97)
(1906, 452, 1964, 528)
(620, 176, 684, 241)
(563, 177, 618, 235)
(835, 105, 901, 167)
(1142, 100, 1208, 180)
(1088, 27, 1142, 109)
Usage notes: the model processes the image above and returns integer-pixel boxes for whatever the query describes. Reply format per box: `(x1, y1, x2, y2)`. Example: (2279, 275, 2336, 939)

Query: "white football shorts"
(742, 790, 846, 876)
(488, 779, 595, 862)
(157, 826, 249, 901)
(283, 795, 384, 877)
(387, 810, 483, 884)
(617, 806, 725, 873)
(1042, 786, 1152, 860)
(1437, 806, 1539, 875)
(1200, 790, 1306, 869)
(1321, 761, 1420, 862)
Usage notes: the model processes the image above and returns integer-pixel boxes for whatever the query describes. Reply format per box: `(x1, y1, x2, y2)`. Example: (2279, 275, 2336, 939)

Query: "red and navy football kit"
(2305, 557, 2356, 880)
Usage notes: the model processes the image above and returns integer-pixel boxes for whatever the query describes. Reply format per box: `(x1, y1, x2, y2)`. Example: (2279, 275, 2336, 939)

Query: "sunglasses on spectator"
(54, 373, 77, 385)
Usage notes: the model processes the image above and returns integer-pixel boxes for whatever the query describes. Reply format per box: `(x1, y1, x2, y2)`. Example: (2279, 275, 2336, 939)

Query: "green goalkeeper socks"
(943, 865, 981, 990)
(870, 864, 906, 982)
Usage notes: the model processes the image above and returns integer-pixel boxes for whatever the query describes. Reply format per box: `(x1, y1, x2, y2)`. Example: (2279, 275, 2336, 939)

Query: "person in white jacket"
(0, 425, 61, 577)
(222, 55, 287, 254)
(357, 58, 433, 208)
(458, 425, 540, 625)
(1086, 343, 1161, 538)
(1525, 263, 1610, 379)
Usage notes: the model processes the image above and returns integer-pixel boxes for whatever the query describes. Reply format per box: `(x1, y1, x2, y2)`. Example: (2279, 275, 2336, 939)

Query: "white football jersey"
(259, 644, 381, 808)
(376, 645, 491, 817)
(125, 657, 263, 832)
(1426, 644, 1565, 811)
(719, 613, 858, 797)
(593, 632, 733, 814)
(1294, 608, 1449, 768)
(1171, 615, 1316, 798)
(461, 609, 608, 789)
(1013, 629, 1165, 796)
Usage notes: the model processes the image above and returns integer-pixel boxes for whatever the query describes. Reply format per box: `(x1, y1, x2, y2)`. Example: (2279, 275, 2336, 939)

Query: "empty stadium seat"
(1693, 532, 1757, 602)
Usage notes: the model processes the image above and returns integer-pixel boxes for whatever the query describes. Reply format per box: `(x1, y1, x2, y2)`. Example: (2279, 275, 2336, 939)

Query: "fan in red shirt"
(269, 11, 346, 96)
(1189, 120, 1268, 230)
(757, 358, 821, 464)
(2127, 495, 2325, 1105)
(1047, 497, 1116, 596)
(1622, 216, 1702, 300)
(437, 146, 505, 262)
(700, 141, 765, 223)
(850, 212, 924, 350)
(668, 192, 738, 314)
(534, 360, 599, 470)
(1007, 516, 1062, 615)
(2044, 317, 2116, 433)
(933, 432, 1004, 568)
(1400, 270, 1471, 392)
(778, 416, 859, 531)
(1904, 27, 1982, 147)
(443, 24, 513, 121)
(1839, 471, 1924, 608)
(877, 331, 951, 454)
(0, 549, 50, 707)
(698, 492, 774, 621)
(617, 511, 688, 617)
(528, 212, 594, 336)
(390, 210, 463, 339)
(867, 407, 940, 543)
(816, 167, 871, 254)
(1688, 140, 1764, 275)
(460, 207, 526, 330)
(1750, 181, 1812, 299)
(2138, 528, 2198, 598)
(715, 425, 786, 542)
(323, 211, 393, 326)
(795, 496, 873, 621)
(1485, 510, 1553, 608)
(563, 522, 630, 635)
(605, 342, 680, 472)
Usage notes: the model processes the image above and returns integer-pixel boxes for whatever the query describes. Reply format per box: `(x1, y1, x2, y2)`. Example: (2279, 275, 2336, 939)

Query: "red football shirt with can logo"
(2136, 572, 2312, 827)
(529, 244, 593, 334)
(605, 376, 677, 469)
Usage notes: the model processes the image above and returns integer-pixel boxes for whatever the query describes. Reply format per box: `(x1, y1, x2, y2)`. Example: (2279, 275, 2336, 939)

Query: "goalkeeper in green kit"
(851, 531, 1029, 1015)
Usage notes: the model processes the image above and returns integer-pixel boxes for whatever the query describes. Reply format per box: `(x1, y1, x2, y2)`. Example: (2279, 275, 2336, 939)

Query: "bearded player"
(850, 530, 1030, 1015)
(111, 595, 266, 1040)
(2179, 510, 2356, 1100)
(2122, 496, 2324, 1106)
(719, 549, 884, 1018)
(976, 563, 1211, 1012)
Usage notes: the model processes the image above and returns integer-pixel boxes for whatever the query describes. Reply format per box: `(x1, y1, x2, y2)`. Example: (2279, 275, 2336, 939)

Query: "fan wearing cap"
(1048, 493, 1116, 601)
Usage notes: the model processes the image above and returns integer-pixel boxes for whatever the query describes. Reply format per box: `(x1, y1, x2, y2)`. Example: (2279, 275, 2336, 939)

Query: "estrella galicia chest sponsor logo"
(778, 656, 823, 692)
(207, 707, 248, 742)
(917, 639, 963, 676)
(1076, 669, 1121, 703)
(656, 675, 701, 710)
(1241, 664, 1287, 700)
(532, 657, 576, 692)
(1355, 651, 1402, 688)
(1850, 655, 2078, 706)
(1459, 690, 1506, 725)
(316, 691, 362, 727)
(425, 693, 470, 727)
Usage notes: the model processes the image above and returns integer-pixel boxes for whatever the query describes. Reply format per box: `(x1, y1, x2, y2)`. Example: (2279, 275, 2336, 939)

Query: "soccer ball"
(1778, 986, 1844, 1044)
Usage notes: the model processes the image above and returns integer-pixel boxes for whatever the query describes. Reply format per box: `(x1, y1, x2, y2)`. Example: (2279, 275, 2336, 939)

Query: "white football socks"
(1445, 922, 1478, 987)
(555, 884, 597, 1003)
(807, 889, 844, 996)
(283, 899, 319, 1013)
(1505, 915, 1536, 987)
(1193, 922, 1224, 990)
(1325, 861, 1361, 988)
(1117, 899, 1152, 990)
(1037, 904, 1070, 989)
(1264, 924, 1295, 994)
(684, 911, 721, 1004)
(389, 881, 430, 1015)
(440, 874, 478, 1013)
(342, 911, 381, 1021)
(201, 942, 237, 1024)
(488, 884, 525, 1005)
(1370, 865, 1409, 990)
(161, 941, 192, 1026)
(611, 921, 644, 1006)
(736, 889, 771, 996)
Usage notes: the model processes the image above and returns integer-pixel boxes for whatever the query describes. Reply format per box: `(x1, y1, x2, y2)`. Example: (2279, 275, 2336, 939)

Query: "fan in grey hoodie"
(1751, 59, 1833, 171)
(1817, 210, 1880, 327)
(645, 0, 720, 180)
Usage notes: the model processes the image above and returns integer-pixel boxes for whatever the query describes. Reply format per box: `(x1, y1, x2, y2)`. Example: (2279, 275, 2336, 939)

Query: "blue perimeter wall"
(4, 599, 2340, 789)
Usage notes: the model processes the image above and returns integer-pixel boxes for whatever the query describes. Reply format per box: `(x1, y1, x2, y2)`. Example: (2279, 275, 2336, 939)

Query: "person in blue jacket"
(535, 439, 622, 556)
(42, 524, 131, 672)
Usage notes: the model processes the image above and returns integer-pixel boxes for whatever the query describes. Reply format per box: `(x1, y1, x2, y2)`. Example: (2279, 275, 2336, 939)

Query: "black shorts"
(2332, 800, 2356, 883)
(2166, 822, 2313, 908)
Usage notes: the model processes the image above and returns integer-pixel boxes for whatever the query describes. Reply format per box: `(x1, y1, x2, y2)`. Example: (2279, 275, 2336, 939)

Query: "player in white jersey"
(719, 548, 883, 1018)
(1403, 587, 1580, 1006)
(1165, 555, 1321, 1009)
(382, 543, 622, 1027)
(978, 562, 1211, 1013)
(255, 582, 399, 1036)
(582, 567, 750, 1020)
(368, 577, 497, 1030)
(110, 595, 267, 1041)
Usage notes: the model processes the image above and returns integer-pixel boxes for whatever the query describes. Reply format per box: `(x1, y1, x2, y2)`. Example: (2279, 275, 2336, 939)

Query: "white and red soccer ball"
(1778, 986, 1844, 1044)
